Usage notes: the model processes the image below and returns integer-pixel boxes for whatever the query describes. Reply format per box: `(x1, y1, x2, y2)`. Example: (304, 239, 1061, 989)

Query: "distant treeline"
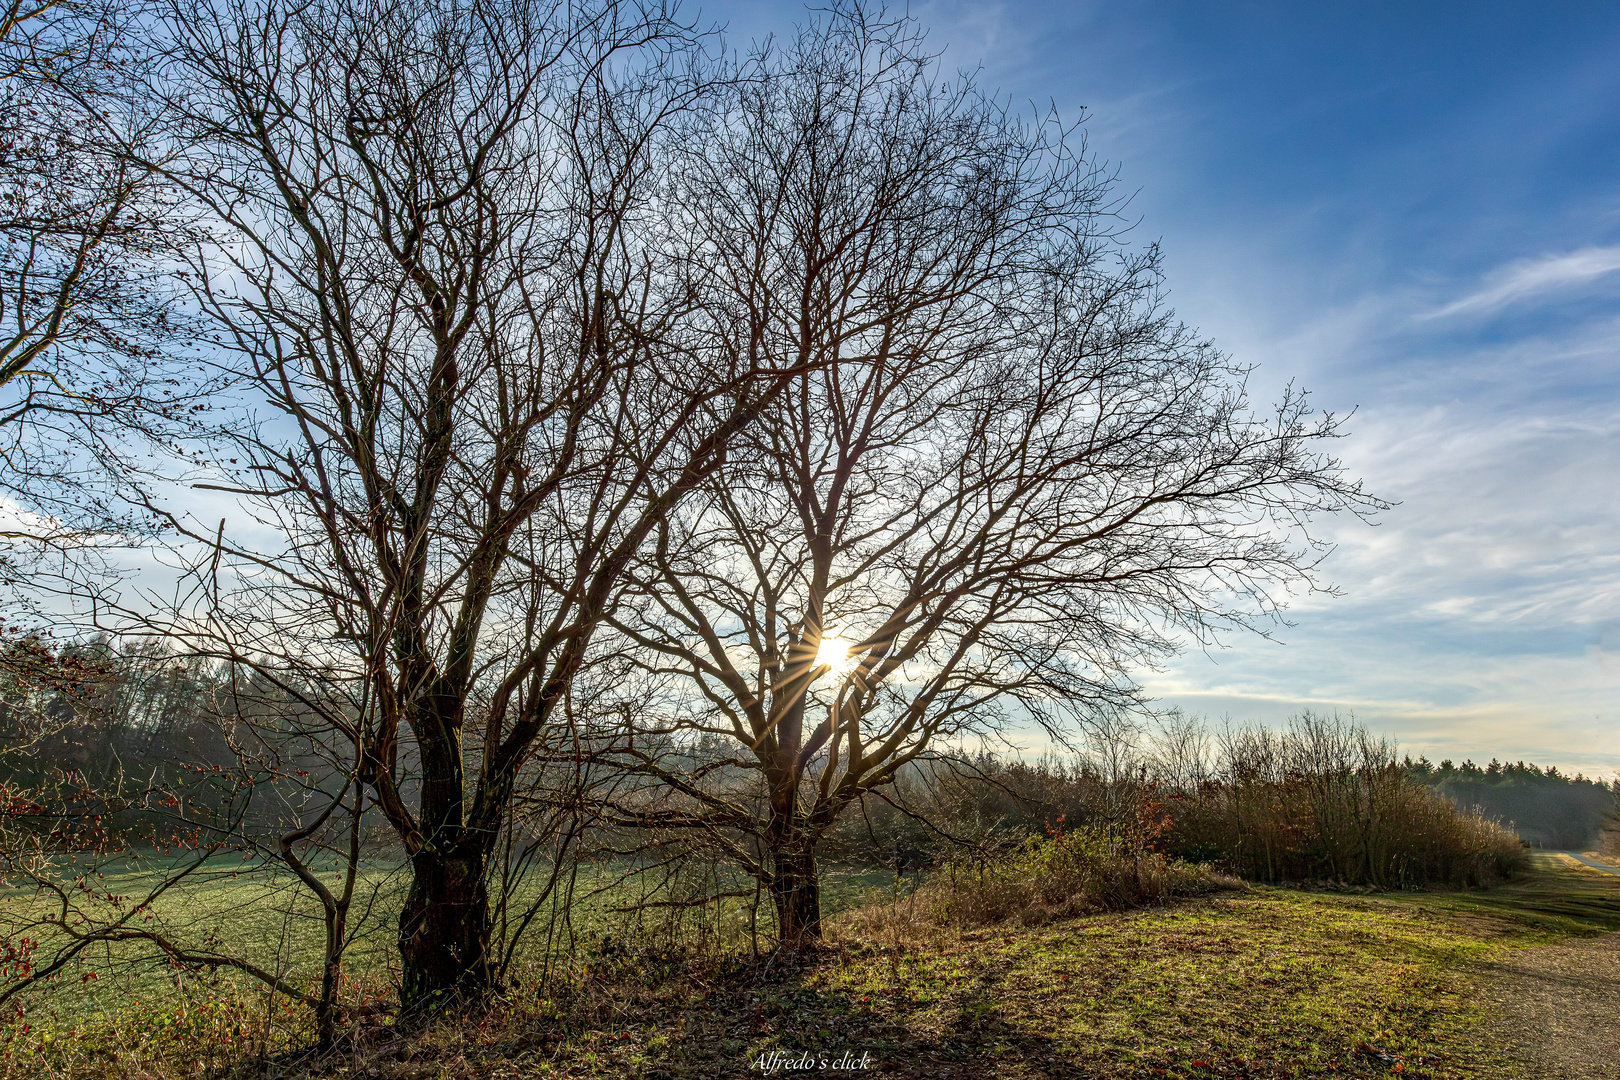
(827, 714, 1528, 890)
(1403, 757, 1618, 850)
(2, 639, 1580, 889)
(0, 637, 235, 786)
(0, 636, 374, 845)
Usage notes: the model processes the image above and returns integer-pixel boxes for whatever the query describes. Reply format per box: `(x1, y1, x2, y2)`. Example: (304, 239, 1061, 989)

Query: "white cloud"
(1425, 245, 1620, 319)
(1107, 243, 1620, 779)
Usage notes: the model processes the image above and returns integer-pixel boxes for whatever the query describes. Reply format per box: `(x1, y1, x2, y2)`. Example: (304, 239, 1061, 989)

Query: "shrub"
(1163, 715, 1529, 888)
(847, 830, 1236, 936)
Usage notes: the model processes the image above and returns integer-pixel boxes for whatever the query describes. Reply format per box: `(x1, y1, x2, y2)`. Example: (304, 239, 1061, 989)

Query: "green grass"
(455, 853, 1620, 1080)
(5, 853, 1619, 1078)
(2, 853, 411, 1028)
(0, 852, 888, 1034)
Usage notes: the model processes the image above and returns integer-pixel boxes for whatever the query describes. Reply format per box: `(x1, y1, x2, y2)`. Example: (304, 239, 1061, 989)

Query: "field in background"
(0, 853, 895, 1035)
(2, 854, 411, 1032)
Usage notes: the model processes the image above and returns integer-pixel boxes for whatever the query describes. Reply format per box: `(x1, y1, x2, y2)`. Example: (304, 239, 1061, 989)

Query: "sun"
(813, 632, 859, 678)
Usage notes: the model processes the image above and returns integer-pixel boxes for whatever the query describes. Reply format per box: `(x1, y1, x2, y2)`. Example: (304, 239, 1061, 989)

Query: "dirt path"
(1479, 857, 1620, 1079)
(1564, 851, 1620, 876)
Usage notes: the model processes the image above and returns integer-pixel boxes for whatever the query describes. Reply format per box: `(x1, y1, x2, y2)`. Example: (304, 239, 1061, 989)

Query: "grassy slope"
(509, 854, 1620, 1080)
(7, 854, 1620, 1078)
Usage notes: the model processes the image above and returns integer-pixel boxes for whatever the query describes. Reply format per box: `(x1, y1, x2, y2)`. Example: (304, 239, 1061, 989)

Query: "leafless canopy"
(593, 9, 1381, 941)
(21, 0, 1382, 1005)
(88, 0, 810, 1004)
(0, 0, 205, 554)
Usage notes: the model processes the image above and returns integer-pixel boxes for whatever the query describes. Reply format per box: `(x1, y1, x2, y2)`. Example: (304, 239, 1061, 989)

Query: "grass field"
(0, 852, 890, 1032)
(5, 853, 1619, 1078)
(2, 854, 412, 1029)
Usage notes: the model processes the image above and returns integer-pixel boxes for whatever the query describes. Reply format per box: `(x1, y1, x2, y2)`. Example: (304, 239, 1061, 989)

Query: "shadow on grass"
(634, 961, 1089, 1080)
(1409, 853, 1620, 936)
(192, 858, 1620, 1080)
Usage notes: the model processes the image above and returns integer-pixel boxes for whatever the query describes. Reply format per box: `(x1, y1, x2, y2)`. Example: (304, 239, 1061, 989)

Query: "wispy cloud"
(1425, 246, 1620, 319)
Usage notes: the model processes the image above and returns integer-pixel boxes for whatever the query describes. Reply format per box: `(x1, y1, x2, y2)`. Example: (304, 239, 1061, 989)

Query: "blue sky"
(712, 2, 1620, 774)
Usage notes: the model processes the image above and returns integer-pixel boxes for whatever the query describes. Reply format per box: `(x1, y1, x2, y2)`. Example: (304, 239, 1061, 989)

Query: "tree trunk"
(398, 849, 492, 1012)
(314, 953, 341, 1050)
(770, 847, 823, 946)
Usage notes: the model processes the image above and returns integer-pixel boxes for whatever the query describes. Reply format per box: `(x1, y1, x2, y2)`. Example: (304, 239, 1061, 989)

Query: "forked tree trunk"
(398, 849, 493, 1012)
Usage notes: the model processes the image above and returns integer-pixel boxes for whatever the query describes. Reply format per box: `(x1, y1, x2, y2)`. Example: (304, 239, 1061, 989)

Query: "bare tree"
(595, 8, 1381, 944)
(0, 0, 208, 559)
(63, 0, 818, 1011)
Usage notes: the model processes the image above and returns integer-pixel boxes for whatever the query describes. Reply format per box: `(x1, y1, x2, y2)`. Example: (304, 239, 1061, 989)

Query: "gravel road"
(1479, 852, 1620, 1079)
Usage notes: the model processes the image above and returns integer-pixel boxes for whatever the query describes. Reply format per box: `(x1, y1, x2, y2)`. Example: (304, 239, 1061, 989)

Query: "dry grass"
(841, 832, 1239, 939)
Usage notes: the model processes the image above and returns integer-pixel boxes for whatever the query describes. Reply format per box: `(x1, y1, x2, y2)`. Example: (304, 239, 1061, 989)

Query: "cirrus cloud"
(1424, 246, 1620, 320)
